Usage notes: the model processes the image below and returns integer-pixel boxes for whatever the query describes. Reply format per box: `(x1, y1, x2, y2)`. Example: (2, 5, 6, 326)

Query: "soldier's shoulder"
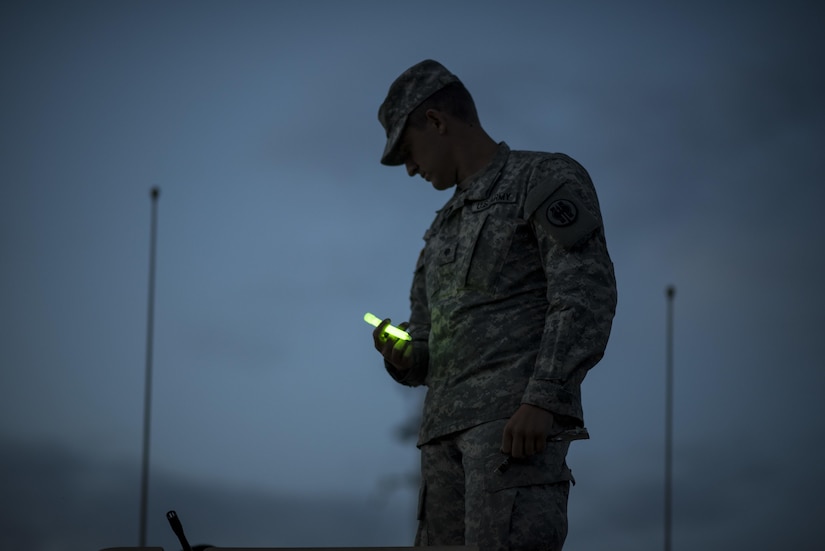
(507, 149, 586, 175)
(508, 148, 555, 164)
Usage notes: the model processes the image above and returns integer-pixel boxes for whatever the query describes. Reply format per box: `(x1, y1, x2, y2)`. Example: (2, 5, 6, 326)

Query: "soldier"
(371, 59, 617, 550)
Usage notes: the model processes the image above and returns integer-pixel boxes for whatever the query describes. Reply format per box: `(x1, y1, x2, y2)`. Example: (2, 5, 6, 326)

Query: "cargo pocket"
(485, 453, 572, 494)
(482, 452, 572, 550)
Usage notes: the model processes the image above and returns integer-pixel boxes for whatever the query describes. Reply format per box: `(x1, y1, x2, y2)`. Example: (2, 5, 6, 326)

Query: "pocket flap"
(485, 451, 572, 493)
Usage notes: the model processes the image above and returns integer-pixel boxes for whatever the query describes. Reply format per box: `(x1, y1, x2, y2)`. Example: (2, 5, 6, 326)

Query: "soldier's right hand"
(372, 318, 413, 371)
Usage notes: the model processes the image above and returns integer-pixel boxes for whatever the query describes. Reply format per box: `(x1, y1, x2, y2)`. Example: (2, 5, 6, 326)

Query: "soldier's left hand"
(372, 319, 413, 371)
(501, 404, 555, 459)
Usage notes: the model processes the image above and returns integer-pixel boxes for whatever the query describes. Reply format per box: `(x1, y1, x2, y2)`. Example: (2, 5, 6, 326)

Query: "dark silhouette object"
(166, 510, 212, 551)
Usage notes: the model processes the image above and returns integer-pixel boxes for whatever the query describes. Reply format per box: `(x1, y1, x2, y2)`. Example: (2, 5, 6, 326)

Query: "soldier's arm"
(383, 248, 430, 387)
(520, 155, 618, 424)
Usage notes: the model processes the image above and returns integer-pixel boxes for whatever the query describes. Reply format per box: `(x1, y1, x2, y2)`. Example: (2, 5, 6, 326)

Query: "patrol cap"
(378, 59, 460, 166)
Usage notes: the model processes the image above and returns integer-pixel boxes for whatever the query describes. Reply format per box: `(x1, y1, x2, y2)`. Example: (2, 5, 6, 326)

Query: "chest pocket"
(465, 214, 522, 293)
(424, 234, 458, 300)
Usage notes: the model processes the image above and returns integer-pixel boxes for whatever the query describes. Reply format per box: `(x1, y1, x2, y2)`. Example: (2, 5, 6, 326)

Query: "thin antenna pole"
(664, 285, 676, 551)
(140, 187, 160, 546)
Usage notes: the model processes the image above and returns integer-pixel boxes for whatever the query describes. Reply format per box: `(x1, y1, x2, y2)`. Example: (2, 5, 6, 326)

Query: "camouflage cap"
(378, 59, 460, 166)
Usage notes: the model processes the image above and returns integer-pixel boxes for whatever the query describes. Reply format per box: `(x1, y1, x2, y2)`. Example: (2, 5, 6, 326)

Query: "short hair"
(407, 81, 480, 129)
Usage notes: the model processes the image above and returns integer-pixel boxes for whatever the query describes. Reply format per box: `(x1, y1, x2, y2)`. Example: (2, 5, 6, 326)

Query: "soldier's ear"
(425, 109, 448, 135)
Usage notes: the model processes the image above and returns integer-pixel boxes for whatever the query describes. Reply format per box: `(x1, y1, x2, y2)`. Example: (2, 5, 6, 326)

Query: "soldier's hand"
(372, 318, 413, 371)
(501, 404, 555, 459)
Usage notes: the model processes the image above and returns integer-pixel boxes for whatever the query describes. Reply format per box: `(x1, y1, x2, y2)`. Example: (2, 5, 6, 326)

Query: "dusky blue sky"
(1, 1, 824, 550)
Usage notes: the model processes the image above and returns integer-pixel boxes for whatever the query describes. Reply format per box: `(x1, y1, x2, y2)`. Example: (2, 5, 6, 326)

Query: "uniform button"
(444, 248, 451, 255)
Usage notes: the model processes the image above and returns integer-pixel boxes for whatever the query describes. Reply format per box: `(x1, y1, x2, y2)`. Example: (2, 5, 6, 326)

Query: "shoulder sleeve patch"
(526, 183, 602, 249)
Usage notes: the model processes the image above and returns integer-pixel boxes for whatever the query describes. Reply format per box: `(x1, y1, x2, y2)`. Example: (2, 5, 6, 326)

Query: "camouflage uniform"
(377, 60, 617, 550)
(416, 419, 571, 550)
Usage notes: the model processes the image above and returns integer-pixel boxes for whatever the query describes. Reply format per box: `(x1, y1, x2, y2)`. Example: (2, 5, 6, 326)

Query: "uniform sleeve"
(521, 155, 617, 423)
(384, 248, 431, 387)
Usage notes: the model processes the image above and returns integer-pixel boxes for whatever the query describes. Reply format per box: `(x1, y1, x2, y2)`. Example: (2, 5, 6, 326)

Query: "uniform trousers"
(414, 419, 572, 551)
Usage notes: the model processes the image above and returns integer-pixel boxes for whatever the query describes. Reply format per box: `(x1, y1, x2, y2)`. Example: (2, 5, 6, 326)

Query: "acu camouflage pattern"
(386, 142, 617, 446)
(416, 420, 571, 551)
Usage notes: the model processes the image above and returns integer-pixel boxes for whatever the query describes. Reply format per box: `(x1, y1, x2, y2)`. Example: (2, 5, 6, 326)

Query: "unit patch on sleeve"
(525, 183, 601, 249)
(545, 198, 578, 227)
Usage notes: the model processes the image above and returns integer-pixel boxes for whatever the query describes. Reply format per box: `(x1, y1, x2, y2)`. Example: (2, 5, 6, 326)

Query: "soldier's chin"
(431, 178, 454, 191)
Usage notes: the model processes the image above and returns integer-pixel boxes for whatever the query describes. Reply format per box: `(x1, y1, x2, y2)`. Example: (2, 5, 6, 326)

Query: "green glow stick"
(364, 312, 411, 341)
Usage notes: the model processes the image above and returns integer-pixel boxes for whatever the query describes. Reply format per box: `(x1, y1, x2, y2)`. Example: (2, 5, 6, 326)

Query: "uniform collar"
(460, 142, 510, 201)
(435, 142, 510, 221)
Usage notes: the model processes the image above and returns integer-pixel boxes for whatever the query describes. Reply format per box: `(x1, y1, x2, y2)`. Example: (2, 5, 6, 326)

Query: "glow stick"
(364, 312, 411, 341)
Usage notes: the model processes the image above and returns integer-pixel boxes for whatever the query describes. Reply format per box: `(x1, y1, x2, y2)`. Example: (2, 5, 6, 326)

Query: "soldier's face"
(399, 117, 455, 191)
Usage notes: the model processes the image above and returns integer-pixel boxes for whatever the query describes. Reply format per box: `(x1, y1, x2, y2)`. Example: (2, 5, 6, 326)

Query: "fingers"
(523, 435, 535, 458)
(500, 426, 513, 456)
(388, 336, 412, 368)
(501, 405, 554, 459)
(534, 435, 547, 455)
(372, 318, 392, 350)
(372, 318, 412, 370)
(501, 422, 528, 458)
(503, 432, 538, 459)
